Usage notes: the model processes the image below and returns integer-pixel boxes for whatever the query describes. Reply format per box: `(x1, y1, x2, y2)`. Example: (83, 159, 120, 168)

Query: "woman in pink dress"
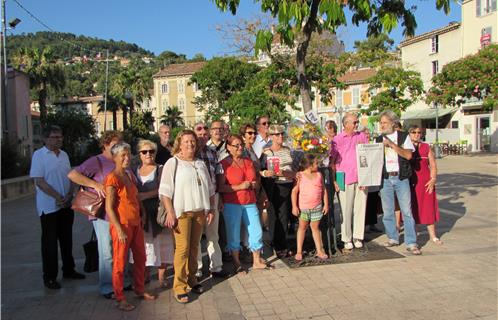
(408, 125, 442, 245)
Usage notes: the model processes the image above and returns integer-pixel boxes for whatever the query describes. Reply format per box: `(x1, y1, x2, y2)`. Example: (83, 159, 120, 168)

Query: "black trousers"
(40, 208, 76, 281)
(365, 191, 380, 226)
(267, 182, 294, 251)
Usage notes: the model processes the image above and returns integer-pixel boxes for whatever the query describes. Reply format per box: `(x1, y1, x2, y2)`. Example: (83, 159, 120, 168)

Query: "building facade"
(152, 62, 206, 128)
(400, 0, 497, 152)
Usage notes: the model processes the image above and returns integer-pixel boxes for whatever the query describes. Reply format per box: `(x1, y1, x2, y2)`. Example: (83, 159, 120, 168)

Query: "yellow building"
(400, 0, 497, 152)
(152, 62, 206, 128)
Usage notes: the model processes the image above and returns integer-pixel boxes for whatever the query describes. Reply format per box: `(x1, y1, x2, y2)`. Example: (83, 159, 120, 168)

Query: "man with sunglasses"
(253, 116, 272, 158)
(195, 122, 229, 278)
(333, 113, 369, 250)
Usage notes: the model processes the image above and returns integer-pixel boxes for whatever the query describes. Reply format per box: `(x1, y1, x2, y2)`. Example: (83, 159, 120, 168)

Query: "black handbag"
(83, 230, 99, 273)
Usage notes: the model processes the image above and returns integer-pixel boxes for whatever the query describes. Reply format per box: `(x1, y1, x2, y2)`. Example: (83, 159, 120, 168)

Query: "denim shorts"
(299, 205, 323, 222)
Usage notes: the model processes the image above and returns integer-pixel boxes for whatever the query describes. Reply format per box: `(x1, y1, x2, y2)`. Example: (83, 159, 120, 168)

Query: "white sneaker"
(353, 239, 363, 248)
(344, 242, 353, 250)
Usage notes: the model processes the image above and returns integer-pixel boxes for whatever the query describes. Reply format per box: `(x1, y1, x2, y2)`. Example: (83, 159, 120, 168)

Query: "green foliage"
(349, 34, 395, 68)
(11, 47, 65, 125)
(190, 57, 261, 122)
(45, 108, 97, 165)
(427, 44, 498, 111)
(213, 0, 450, 114)
(367, 66, 424, 116)
(160, 106, 185, 128)
(7, 31, 153, 61)
(1, 141, 31, 179)
(129, 111, 155, 139)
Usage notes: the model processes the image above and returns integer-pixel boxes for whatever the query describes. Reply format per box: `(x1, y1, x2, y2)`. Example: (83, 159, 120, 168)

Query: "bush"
(1, 141, 31, 179)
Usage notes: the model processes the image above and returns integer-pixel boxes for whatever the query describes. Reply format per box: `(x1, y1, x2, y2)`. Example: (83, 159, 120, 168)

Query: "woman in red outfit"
(408, 126, 442, 245)
(104, 142, 157, 311)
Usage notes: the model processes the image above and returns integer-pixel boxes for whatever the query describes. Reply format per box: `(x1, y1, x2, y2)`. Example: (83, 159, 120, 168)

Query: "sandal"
(406, 246, 422, 255)
(383, 240, 399, 247)
(294, 253, 303, 261)
(252, 264, 275, 271)
(174, 293, 189, 304)
(315, 253, 328, 260)
(235, 265, 247, 275)
(116, 300, 136, 312)
(138, 292, 157, 300)
(191, 284, 204, 294)
(432, 237, 443, 245)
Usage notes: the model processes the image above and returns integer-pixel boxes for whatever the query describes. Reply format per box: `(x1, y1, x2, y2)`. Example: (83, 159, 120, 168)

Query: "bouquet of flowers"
(288, 119, 329, 158)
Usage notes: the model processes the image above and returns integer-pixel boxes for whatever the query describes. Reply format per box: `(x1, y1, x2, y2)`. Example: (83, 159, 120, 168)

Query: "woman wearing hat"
(260, 124, 298, 258)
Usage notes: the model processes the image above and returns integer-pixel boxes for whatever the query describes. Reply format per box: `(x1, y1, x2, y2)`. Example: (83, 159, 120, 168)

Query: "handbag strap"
(90, 229, 97, 242)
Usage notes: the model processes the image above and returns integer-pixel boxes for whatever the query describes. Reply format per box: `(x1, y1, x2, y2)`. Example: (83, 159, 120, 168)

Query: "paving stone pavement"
(1, 154, 497, 320)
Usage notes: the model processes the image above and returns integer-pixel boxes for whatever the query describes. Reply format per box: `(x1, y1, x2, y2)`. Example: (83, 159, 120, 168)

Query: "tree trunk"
(296, 0, 320, 115)
(113, 110, 117, 130)
(38, 84, 48, 128)
(122, 106, 128, 130)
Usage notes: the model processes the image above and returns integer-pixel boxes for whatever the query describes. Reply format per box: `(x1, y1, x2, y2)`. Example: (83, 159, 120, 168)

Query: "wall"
(425, 128, 460, 144)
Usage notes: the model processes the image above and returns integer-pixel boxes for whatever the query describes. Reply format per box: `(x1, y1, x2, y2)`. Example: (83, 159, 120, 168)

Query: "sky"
(7, 0, 462, 59)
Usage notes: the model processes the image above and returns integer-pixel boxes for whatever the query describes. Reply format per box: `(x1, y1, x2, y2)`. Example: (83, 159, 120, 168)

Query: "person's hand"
(383, 137, 394, 148)
(94, 183, 106, 198)
(55, 195, 66, 207)
(322, 205, 329, 215)
(206, 211, 214, 225)
(250, 181, 257, 190)
(165, 212, 177, 229)
(239, 181, 251, 190)
(264, 170, 275, 178)
(62, 193, 73, 208)
(292, 206, 300, 217)
(425, 178, 436, 194)
(116, 226, 127, 244)
(334, 182, 340, 192)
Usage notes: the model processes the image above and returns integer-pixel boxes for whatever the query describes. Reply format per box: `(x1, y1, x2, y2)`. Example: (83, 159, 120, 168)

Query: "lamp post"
(434, 103, 441, 159)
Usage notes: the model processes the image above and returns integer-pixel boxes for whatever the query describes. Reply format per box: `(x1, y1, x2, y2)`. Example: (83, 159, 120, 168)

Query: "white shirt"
(253, 134, 271, 159)
(206, 139, 229, 162)
(384, 132, 415, 173)
(158, 157, 215, 218)
(29, 146, 72, 216)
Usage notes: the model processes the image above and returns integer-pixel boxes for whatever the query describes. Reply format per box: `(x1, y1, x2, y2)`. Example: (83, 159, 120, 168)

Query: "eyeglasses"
(245, 131, 256, 135)
(259, 122, 269, 126)
(410, 131, 422, 134)
(229, 144, 243, 149)
(195, 126, 208, 131)
(139, 149, 156, 155)
(271, 133, 284, 136)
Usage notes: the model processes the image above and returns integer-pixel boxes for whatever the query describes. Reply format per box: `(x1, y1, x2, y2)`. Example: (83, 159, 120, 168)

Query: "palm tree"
(11, 47, 65, 126)
(97, 95, 120, 130)
(160, 106, 184, 127)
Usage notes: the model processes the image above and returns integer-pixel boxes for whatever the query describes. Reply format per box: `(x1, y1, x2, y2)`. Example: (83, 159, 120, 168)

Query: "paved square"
(2, 154, 497, 320)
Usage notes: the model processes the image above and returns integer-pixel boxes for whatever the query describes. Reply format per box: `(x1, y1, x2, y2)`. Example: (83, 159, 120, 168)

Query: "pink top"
(297, 172, 323, 210)
(333, 131, 368, 185)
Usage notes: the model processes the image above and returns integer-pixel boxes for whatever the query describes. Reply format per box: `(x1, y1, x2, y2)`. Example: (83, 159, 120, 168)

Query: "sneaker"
(211, 269, 230, 278)
(353, 239, 363, 248)
(344, 242, 353, 250)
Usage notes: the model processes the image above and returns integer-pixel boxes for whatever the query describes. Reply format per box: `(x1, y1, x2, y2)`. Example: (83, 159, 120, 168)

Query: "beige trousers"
(338, 183, 367, 242)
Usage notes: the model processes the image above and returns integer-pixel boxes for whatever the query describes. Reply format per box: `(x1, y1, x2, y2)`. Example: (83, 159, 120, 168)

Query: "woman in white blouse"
(159, 130, 215, 304)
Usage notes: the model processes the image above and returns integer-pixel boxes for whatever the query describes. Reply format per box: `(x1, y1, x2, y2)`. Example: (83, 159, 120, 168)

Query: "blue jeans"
(92, 219, 113, 295)
(223, 203, 263, 252)
(380, 176, 418, 247)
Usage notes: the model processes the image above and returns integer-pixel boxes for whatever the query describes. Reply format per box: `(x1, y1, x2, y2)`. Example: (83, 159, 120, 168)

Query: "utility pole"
(103, 49, 109, 131)
(435, 103, 441, 159)
(1, 0, 8, 135)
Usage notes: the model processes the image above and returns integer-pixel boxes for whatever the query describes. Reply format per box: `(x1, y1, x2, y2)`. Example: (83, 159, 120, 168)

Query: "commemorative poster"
(356, 143, 384, 187)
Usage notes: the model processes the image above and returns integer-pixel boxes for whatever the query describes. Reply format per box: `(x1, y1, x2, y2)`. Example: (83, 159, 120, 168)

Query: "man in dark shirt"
(156, 124, 172, 165)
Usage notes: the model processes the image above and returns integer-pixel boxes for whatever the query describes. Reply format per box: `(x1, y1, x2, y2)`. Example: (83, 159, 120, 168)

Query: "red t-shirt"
(219, 157, 257, 205)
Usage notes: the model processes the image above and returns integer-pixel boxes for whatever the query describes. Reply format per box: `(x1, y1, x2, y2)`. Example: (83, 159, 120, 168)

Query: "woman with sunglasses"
(217, 134, 272, 273)
(132, 139, 174, 288)
(260, 125, 298, 258)
(408, 125, 442, 245)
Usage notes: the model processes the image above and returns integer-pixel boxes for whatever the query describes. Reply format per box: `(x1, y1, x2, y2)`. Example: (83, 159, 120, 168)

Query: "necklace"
(178, 154, 202, 186)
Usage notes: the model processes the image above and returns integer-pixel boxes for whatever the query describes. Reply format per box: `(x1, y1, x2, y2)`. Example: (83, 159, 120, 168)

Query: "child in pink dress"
(291, 154, 329, 261)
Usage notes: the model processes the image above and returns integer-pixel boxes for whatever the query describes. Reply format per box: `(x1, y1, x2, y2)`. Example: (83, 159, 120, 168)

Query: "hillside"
(8, 31, 154, 60)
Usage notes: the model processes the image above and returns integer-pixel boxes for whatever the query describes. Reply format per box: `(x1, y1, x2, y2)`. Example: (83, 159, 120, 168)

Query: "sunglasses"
(271, 132, 284, 136)
(410, 131, 422, 134)
(245, 131, 256, 135)
(259, 122, 269, 126)
(195, 126, 208, 131)
(139, 149, 156, 155)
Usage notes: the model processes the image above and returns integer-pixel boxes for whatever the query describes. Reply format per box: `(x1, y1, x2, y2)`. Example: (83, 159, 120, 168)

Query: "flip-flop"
(174, 293, 189, 304)
(406, 246, 422, 255)
(116, 300, 136, 312)
(315, 253, 328, 260)
(294, 253, 303, 261)
(235, 265, 247, 275)
(432, 237, 443, 245)
(252, 264, 275, 271)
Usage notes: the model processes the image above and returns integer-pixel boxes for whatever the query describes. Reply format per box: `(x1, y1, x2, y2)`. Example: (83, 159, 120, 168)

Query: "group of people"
(30, 110, 441, 309)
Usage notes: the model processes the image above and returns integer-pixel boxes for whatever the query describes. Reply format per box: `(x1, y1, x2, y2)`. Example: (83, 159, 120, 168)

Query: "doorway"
(476, 116, 491, 151)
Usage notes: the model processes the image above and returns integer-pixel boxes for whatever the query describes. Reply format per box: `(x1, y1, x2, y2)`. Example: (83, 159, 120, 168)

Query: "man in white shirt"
(30, 125, 85, 289)
(252, 115, 271, 159)
(375, 111, 421, 255)
(207, 120, 229, 162)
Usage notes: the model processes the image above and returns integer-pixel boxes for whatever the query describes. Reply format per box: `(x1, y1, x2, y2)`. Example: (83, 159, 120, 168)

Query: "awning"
(401, 107, 458, 120)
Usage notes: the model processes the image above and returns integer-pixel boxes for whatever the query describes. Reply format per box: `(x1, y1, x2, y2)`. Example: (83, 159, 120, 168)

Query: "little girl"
(291, 154, 329, 261)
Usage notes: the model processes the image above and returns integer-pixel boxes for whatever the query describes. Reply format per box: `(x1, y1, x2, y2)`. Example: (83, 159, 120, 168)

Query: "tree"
(97, 95, 120, 131)
(367, 66, 424, 115)
(427, 44, 498, 111)
(213, 0, 451, 115)
(160, 106, 184, 127)
(129, 111, 155, 138)
(45, 108, 96, 164)
(11, 47, 65, 126)
(190, 57, 261, 122)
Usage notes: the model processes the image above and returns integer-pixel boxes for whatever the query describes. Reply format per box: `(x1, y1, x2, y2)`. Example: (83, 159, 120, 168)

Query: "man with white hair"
(376, 110, 421, 255)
